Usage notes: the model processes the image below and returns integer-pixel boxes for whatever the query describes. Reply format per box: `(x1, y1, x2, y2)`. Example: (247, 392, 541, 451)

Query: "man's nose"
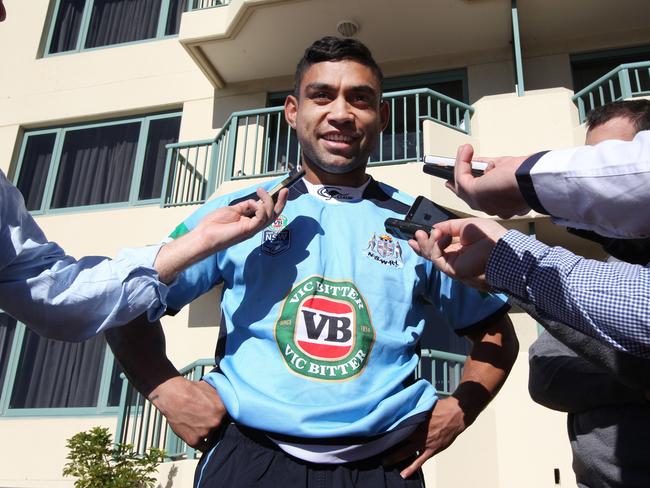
(327, 96, 354, 124)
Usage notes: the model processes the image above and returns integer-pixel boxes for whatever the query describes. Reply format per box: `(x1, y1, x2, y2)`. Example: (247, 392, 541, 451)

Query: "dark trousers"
(194, 423, 425, 488)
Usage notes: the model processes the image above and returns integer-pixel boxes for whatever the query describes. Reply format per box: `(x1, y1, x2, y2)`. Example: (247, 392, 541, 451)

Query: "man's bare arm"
(105, 315, 226, 450)
(386, 314, 518, 478)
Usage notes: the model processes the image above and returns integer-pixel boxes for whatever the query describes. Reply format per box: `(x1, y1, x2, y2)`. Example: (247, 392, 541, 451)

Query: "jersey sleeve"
(163, 196, 231, 313)
(164, 177, 287, 313)
(425, 262, 510, 336)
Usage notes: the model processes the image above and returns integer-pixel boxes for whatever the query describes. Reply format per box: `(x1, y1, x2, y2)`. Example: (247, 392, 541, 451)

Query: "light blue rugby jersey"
(166, 176, 509, 441)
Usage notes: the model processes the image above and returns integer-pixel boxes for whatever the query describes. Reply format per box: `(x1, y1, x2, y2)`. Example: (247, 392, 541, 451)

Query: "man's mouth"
(321, 133, 359, 144)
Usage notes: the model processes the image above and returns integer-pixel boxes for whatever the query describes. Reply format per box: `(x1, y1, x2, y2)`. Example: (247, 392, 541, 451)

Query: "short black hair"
(293, 36, 383, 96)
(586, 99, 650, 133)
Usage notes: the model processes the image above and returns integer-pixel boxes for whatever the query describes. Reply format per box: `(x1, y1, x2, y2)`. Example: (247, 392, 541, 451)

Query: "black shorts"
(194, 423, 425, 488)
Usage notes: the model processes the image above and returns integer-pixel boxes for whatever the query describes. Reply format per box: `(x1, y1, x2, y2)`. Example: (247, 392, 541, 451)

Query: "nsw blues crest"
(262, 215, 291, 255)
(364, 233, 403, 268)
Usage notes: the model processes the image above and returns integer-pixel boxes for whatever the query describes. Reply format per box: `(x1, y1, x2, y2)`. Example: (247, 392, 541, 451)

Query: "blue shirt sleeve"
(0, 171, 168, 341)
(425, 261, 509, 336)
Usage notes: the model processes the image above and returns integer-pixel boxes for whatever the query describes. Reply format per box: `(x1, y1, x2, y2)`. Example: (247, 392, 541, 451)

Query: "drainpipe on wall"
(511, 0, 525, 97)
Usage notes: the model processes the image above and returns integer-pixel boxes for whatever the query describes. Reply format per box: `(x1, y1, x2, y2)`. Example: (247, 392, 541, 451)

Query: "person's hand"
(193, 187, 288, 252)
(148, 376, 227, 451)
(447, 144, 530, 218)
(155, 187, 288, 282)
(383, 397, 467, 479)
(408, 217, 507, 291)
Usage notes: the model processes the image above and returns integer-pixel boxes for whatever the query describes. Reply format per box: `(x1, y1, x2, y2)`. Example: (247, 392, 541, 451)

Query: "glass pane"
(0, 313, 17, 394)
(139, 116, 181, 200)
(48, 0, 86, 54)
(10, 331, 106, 409)
(50, 122, 140, 209)
(85, 0, 162, 49)
(165, 0, 188, 36)
(16, 133, 56, 211)
(572, 48, 650, 92)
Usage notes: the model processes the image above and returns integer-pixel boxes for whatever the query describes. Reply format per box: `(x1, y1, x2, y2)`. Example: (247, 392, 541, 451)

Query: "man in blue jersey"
(107, 37, 517, 487)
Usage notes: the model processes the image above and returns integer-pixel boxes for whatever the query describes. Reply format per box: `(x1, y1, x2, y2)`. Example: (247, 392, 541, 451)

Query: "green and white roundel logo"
(275, 276, 374, 381)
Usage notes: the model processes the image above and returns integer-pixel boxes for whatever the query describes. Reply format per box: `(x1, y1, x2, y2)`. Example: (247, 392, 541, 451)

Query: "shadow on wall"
(157, 464, 179, 488)
(188, 285, 223, 328)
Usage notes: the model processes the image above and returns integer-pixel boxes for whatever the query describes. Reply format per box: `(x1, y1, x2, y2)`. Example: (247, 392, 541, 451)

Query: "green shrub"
(63, 426, 164, 488)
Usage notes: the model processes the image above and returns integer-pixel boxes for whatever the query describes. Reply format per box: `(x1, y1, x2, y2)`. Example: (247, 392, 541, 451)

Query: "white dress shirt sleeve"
(516, 130, 650, 238)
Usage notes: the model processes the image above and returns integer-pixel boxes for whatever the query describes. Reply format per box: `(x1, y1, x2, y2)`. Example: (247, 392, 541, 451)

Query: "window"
(0, 314, 16, 396)
(571, 45, 650, 93)
(16, 112, 181, 213)
(45, 0, 192, 55)
(0, 313, 126, 415)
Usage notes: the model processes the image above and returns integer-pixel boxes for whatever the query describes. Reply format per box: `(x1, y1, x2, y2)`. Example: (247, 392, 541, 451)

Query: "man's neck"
(301, 161, 369, 188)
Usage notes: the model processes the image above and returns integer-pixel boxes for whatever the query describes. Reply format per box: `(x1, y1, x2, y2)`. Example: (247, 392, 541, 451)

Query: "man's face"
(585, 116, 637, 145)
(285, 60, 388, 178)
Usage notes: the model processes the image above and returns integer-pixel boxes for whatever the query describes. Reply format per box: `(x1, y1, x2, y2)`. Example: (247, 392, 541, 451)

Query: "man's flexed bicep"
(105, 315, 226, 451)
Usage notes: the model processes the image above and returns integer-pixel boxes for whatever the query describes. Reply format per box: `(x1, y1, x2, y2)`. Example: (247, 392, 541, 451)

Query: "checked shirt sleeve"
(485, 230, 650, 358)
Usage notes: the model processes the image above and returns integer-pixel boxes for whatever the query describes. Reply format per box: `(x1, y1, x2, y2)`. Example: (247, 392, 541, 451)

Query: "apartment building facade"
(0, 0, 648, 486)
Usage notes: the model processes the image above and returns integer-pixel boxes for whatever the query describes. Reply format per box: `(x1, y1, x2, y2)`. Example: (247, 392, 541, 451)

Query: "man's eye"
(352, 94, 372, 105)
(312, 92, 330, 101)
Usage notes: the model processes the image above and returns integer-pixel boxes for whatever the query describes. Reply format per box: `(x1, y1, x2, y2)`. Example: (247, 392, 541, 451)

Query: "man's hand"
(148, 376, 227, 451)
(408, 217, 507, 291)
(383, 397, 467, 479)
(155, 187, 288, 283)
(447, 144, 530, 218)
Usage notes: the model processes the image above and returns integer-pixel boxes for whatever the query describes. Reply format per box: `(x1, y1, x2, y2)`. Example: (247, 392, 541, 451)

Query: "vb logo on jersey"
(275, 276, 374, 381)
(262, 215, 291, 255)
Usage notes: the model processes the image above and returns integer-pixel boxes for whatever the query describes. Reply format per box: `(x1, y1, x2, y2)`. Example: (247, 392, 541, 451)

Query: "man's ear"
(285, 95, 299, 129)
(379, 100, 390, 131)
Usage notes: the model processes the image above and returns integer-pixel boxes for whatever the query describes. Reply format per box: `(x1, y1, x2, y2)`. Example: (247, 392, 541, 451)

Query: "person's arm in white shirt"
(446, 134, 650, 238)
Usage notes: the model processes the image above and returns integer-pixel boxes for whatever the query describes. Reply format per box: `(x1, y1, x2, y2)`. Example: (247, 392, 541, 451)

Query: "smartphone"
(421, 155, 486, 181)
(384, 196, 457, 240)
(268, 168, 306, 202)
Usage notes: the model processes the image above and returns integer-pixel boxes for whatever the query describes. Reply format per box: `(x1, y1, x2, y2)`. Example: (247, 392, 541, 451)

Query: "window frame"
(382, 68, 469, 104)
(43, 0, 183, 57)
(14, 111, 182, 215)
(570, 44, 650, 92)
(0, 320, 122, 417)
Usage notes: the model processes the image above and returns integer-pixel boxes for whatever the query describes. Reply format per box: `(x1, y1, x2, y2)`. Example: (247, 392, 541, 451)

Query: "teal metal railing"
(115, 359, 215, 461)
(161, 139, 213, 207)
(415, 349, 466, 396)
(189, 0, 229, 10)
(572, 61, 650, 122)
(115, 349, 466, 461)
(161, 88, 473, 207)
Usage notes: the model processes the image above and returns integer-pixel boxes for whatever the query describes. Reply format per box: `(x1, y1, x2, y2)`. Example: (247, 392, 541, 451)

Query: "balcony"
(177, 0, 513, 88)
(115, 349, 466, 461)
(161, 88, 472, 207)
(572, 62, 650, 122)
